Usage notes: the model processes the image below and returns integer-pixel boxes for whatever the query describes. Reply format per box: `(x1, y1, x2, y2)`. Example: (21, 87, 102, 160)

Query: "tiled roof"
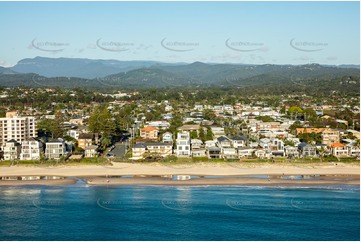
(331, 142, 345, 148)
(140, 126, 158, 132)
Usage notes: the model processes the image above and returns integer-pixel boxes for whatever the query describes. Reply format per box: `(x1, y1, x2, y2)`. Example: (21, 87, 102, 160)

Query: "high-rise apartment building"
(0, 111, 37, 147)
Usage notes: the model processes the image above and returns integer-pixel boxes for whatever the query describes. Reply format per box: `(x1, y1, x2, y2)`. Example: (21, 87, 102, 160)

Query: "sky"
(0, 1, 359, 67)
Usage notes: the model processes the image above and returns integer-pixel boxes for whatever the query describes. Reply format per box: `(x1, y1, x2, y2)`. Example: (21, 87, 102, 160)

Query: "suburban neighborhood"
(0, 87, 359, 163)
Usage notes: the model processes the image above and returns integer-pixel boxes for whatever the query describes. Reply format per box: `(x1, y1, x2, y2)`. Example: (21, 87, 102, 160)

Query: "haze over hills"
(0, 57, 359, 92)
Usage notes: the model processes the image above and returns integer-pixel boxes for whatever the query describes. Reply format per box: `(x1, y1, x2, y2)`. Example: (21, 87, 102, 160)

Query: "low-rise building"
(2, 139, 21, 160)
(131, 142, 173, 160)
(78, 133, 93, 150)
(140, 126, 159, 140)
(298, 143, 317, 157)
(20, 138, 42, 160)
(207, 147, 221, 159)
(330, 142, 348, 157)
(45, 140, 67, 159)
(175, 131, 191, 157)
(84, 145, 98, 158)
(238, 147, 255, 158)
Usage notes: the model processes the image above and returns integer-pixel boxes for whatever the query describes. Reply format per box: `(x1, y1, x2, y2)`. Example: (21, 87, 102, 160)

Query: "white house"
(238, 148, 255, 158)
(175, 131, 191, 157)
(222, 147, 238, 159)
(66, 130, 81, 140)
(20, 138, 42, 160)
(84, 145, 98, 158)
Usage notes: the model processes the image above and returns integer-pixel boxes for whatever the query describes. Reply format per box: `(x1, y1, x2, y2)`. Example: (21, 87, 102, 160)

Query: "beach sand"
(0, 161, 359, 186)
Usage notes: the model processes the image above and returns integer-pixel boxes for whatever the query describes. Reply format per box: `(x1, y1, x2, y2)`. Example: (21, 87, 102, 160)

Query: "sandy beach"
(0, 161, 359, 186)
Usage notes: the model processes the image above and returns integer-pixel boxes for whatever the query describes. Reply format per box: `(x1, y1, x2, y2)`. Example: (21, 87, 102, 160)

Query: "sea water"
(0, 182, 359, 241)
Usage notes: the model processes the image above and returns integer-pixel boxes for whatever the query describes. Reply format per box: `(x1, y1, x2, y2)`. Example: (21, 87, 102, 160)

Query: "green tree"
(206, 127, 213, 140)
(88, 105, 116, 136)
(199, 127, 206, 142)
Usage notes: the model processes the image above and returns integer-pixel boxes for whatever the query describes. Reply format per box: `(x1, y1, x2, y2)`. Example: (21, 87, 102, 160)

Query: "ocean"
(0, 181, 359, 241)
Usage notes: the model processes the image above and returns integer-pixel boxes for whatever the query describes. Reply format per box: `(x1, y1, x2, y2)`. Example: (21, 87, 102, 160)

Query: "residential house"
(131, 143, 172, 160)
(222, 147, 238, 159)
(2, 139, 21, 160)
(140, 126, 159, 141)
(321, 128, 340, 147)
(146, 143, 173, 157)
(216, 136, 232, 148)
(255, 149, 272, 159)
(66, 130, 81, 140)
(177, 125, 201, 135)
(347, 144, 360, 157)
(162, 132, 173, 144)
(191, 139, 203, 150)
(45, 140, 67, 159)
(20, 138, 42, 160)
(256, 122, 281, 132)
(259, 138, 271, 149)
(78, 133, 93, 150)
(210, 127, 225, 138)
(84, 145, 98, 158)
(296, 128, 326, 135)
(147, 121, 170, 130)
(131, 143, 147, 160)
(284, 146, 299, 158)
(298, 143, 317, 157)
(204, 140, 217, 148)
(269, 138, 284, 157)
(175, 131, 191, 157)
(207, 147, 221, 159)
(229, 136, 247, 149)
(330, 142, 348, 157)
(238, 147, 255, 158)
(192, 149, 207, 157)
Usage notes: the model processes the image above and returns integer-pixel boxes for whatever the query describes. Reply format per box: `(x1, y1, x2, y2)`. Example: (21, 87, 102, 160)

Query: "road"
(107, 142, 127, 158)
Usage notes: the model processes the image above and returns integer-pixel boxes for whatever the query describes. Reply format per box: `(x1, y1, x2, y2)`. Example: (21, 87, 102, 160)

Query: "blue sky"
(0, 1, 359, 66)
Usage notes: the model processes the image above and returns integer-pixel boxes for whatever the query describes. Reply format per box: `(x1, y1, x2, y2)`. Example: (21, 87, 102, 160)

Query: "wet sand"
(0, 178, 77, 186)
(86, 174, 360, 186)
(0, 161, 359, 186)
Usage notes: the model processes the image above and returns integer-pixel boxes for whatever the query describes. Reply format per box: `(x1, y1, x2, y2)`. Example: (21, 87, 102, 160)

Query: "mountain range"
(0, 57, 359, 92)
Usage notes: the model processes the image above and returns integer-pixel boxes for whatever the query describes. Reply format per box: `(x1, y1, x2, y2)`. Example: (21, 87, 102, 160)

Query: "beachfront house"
(20, 138, 42, 160)
(298, 143, 317, 157)
(207, 147, 221, 159)
(175, 131, 191, 157)
(45, 140, 67, 159)
(222, 147, 238, 159)
(84, 145, 98, 158)
(131, 142, 172, 160)
(2, 139, 21, 160)
(237, 147, 255, 158)
(330, 142, 348, 157)
(284, 146, 299, 158)
(216, 136, 232, 148)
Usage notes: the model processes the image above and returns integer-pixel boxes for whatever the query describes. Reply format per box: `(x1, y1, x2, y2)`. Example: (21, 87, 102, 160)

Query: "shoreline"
(85, 174, 360, 186)
(0, 162, 359, 186)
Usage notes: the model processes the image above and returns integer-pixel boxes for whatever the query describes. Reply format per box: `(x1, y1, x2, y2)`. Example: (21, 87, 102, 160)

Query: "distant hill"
(10, 57, 166, 79)
(0, 58, 359, 94)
